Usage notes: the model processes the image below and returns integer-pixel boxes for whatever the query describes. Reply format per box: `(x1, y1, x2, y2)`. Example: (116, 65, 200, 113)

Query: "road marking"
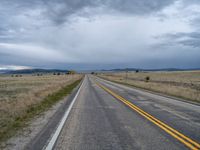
(96, 82, 200, 150)
(44, 78, 84, 150)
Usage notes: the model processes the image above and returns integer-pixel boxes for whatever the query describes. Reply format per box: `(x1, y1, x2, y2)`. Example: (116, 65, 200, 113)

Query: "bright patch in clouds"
(0, 43, 71, 62)
(0, 65, 32, 70)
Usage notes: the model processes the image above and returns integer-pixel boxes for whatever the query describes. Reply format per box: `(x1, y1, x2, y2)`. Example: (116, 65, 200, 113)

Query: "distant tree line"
(10, 70, 77, 77)
(11, 74, 23, 77)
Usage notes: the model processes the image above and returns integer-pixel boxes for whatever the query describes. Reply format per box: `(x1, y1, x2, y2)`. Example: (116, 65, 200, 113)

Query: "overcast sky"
(0, 0, 200, 70)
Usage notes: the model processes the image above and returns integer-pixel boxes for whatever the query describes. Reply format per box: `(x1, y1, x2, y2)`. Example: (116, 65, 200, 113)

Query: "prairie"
(0, 74, 82, 142)
(98, 71, 200, 103)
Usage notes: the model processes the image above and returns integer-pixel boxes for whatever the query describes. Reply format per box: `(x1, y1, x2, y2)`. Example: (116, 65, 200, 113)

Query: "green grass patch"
(0, 79, 82, 144)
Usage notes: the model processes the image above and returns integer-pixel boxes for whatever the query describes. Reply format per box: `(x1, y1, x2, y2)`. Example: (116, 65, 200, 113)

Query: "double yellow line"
(96, 82, 200, 150)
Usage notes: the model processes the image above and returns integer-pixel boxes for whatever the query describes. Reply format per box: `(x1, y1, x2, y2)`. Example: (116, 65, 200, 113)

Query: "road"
(45, 75, 200, 150)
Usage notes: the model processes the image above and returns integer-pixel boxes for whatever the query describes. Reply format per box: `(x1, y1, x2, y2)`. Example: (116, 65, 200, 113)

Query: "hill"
(4, 69, 69, 74)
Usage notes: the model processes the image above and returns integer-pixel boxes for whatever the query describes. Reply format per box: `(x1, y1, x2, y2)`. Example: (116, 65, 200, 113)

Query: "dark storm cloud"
(0, 0, 176, 25)
(0, 0, 177, 44)
(43, 0, 176, 24)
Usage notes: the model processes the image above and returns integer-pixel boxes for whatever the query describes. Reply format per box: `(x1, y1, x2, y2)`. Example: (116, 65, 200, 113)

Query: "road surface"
(43, 75, 200, 150)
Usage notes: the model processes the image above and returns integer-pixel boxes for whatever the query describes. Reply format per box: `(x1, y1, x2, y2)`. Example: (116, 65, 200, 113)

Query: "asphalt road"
(47, 75, 200, 150)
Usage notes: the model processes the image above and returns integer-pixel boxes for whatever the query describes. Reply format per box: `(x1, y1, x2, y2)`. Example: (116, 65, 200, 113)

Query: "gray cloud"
(179, 32, 200, 48)
(0, 0, 200, 70)
(43, 0, 177, 25)
(153, 0, 200, 48)
(0, 0, 177, 25)
(155, 31, 200, 48)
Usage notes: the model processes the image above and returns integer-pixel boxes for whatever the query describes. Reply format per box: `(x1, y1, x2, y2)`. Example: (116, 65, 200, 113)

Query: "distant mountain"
(0, 69, 12, 74)
(101, 68, 200, 72)
(4, 69, 69, 74)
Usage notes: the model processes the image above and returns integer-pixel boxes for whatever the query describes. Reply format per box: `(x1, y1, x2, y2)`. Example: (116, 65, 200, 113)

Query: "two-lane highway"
(47, 75, 200, 150)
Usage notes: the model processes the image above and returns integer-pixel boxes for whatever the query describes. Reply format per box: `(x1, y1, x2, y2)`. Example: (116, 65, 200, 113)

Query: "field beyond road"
(0, 74, 82, 144)
(98, 71, 200, 103)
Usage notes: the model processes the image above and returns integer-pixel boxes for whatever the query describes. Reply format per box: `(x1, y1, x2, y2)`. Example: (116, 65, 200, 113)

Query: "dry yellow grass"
(0, 74, 82, 140)
(99, 71, 200, 103)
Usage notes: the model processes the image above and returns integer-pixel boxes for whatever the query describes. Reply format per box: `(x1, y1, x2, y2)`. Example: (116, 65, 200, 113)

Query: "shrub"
(145, 76, 150, 82)
(68, 70, 76, 74)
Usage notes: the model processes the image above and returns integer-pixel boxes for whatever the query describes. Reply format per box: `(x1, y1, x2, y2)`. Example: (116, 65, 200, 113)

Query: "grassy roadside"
(98, 76, 200, 104)
(0, 78, 82, 144)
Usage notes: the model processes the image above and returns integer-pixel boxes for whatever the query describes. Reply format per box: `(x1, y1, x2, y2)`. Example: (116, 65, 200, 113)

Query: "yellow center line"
(96, 82, 200, 150)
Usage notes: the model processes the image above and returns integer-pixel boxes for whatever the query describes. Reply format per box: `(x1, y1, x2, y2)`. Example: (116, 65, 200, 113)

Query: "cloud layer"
(0, 0, 200, 69)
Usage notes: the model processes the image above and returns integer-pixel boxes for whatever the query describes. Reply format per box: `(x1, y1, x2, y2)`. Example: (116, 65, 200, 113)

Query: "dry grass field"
(0, 74, 82, 142)
(99, 71, 200, 103)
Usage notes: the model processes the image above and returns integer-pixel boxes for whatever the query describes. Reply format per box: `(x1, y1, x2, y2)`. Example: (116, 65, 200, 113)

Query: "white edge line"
(44, 78, 85, 150)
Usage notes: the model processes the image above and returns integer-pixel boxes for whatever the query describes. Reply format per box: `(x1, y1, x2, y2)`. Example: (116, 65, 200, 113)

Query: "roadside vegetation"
(98, 71, 200, 103)
(0, 74, 82, 144)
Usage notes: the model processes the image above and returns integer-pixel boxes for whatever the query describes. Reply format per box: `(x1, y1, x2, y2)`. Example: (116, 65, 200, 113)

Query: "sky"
(0, 0, 200, 70)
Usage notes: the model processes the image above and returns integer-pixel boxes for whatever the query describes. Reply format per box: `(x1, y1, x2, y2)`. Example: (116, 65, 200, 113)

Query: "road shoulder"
(2, 80, 82, 150)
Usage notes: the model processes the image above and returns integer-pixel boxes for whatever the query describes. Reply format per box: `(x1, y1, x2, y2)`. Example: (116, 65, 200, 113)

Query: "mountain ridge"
(2, 69, 69, 74)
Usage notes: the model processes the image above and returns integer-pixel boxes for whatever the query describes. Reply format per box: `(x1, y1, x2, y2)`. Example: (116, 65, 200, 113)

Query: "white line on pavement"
(44, 77, 85, 150)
